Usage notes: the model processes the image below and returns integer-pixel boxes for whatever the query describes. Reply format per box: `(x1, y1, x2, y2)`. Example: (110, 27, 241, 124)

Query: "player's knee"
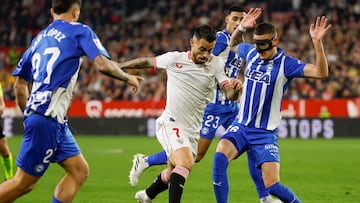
(181, 159, 194, 170)
(78, 164, 89, 184)
(71, 162, 89, 185)
(262, 173, 279, 188)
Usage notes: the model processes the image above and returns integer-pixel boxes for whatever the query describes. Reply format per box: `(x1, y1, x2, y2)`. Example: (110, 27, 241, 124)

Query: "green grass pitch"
(2, 135, 360, 202)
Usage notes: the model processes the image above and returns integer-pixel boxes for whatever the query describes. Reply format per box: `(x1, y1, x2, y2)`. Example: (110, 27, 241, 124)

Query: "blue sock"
(268, 182, 301, 203)
(212, 152, 229, 203)
(247, 152, 269, 199)
(52, 196, 63, 203)
(147, 150, 168, 166)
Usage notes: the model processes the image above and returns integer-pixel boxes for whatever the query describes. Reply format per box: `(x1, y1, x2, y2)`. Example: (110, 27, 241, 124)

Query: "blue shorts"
(200, 103, 238, 140)
(16, 113, 81, 177)
(221, 119, 279, 168)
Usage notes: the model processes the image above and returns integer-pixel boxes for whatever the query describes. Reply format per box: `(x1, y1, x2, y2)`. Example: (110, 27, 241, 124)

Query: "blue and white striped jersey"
(13, 20, 109, 124)
(211, 29, 242, 112)
(237, 43, 307, 130)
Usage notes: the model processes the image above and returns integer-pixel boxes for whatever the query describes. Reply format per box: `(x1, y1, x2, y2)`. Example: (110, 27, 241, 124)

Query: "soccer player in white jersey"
(118, 24, 242, 203)
(129, 4, 279, 203)
(0, 0, 143, 202)
(212, 11, 332, 203)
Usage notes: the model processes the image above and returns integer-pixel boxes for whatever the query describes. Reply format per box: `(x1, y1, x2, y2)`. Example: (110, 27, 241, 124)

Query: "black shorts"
(0, 125, 4, 138)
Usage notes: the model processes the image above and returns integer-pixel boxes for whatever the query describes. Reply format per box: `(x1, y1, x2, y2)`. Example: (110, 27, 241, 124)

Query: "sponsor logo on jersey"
(245, 68, 271, 85)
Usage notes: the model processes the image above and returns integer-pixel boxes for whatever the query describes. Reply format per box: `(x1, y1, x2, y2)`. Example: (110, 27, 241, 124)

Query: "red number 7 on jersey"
(172, 128, 180, 138)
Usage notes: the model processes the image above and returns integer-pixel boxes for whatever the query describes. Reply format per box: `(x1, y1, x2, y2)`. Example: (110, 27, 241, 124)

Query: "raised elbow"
(318, 71, 329, 79)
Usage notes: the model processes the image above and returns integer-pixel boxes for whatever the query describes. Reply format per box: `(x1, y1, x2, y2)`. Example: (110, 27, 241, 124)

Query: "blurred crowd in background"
(0, 0, 359, 102)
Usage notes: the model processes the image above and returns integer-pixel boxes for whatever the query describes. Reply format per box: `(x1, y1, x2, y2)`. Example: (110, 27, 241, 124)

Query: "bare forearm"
(14, 87, 28, 112)
(313, 39, 328, 78)
(98, 59, 129, 81)
(120, 57, 155, 69)
(229, 27, 245, 48)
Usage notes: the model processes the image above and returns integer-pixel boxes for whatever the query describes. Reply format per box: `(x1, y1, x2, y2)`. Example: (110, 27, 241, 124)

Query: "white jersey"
(155, 51, 229, 137)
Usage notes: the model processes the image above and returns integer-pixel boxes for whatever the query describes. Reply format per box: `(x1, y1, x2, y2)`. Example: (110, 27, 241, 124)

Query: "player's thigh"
(11, 167, 40, 191)
(197, 137, 212, 155)
(59, 153, 89, 180)
(168, 147, 194, 169)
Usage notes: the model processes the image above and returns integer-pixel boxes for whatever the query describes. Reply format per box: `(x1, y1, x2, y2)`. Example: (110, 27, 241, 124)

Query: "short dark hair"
(193, 24, 216, 42)
(254, 22, 277, 36)
(228, 4, 247, 14)
(52, 0, 82, 14)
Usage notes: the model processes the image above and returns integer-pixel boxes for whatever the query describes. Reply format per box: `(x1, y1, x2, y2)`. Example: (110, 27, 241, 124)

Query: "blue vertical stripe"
(248, 81, 263, 127)
(241, 79, 253, 123)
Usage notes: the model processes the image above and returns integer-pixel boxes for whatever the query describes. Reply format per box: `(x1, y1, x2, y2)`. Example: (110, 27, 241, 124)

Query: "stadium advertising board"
(5, 98, 358, 118)
(3, 98, 360, 138)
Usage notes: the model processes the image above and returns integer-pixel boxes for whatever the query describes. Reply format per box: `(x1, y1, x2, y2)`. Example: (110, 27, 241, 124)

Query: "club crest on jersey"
(201, 127, 209, 135)
(244, 68, 271, 85)
(175, 63, 183, 69)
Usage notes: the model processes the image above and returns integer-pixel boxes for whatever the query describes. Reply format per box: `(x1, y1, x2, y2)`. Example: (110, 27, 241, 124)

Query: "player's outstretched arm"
(119, 57, 155, 70)
(93, 55, 144, 92)
(303, 16, 332, 79)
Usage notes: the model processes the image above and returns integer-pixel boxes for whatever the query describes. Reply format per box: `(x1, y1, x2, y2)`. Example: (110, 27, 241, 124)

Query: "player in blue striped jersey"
(0, 1, 143, 202)
(212, 14, 332, 203)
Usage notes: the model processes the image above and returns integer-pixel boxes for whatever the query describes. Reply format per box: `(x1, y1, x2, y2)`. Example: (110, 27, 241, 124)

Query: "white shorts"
(156, 113, 199, 158)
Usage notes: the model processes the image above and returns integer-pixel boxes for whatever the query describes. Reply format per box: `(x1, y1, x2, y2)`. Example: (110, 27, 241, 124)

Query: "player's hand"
(239, 8, 262, 30)
(309, 16, 332, 41)
(126, 74, 144, 93)
(230, 78, 243, 91)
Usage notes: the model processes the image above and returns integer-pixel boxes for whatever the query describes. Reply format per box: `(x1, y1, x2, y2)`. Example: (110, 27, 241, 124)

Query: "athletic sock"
(1, 153, 13, 179)
(147, 150, 168, 166)
(247, 151, 269, 199)
(146, 169, 169, 199)
(52, 196, 64, 203)
(212, 152, 229, 203)
(169, 166, 189, 203)
(268, 182, 301, 203)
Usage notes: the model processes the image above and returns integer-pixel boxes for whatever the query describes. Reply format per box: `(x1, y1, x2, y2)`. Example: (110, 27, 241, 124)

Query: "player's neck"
(259, 49, 277, 60)
(53, 14, 77, 23)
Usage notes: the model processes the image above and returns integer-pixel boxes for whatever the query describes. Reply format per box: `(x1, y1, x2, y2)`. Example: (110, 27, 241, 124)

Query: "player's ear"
(72, 5, 80, 21)
(190, 38, 194, 47)
(50, 8, 54, 18)
(225, 15, 230, 24)
(273, 36, 279, 46)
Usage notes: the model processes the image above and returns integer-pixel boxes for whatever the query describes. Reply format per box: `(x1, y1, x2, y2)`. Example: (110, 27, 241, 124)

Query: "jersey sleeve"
(155, 52, 173, 69)
(12, 48, 33, 81)
(284, 55, 307, 79)
(238, 43, 254, 60)
(213, 32, 228, 56)
(77, 25, 110, 61)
